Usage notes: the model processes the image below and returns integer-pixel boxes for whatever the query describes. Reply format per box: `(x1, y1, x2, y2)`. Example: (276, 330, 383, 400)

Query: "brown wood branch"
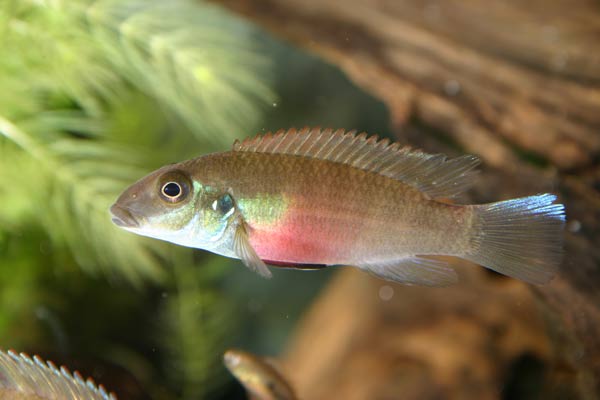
(213, 0, 600, 169)
(283, 269, 556, 400)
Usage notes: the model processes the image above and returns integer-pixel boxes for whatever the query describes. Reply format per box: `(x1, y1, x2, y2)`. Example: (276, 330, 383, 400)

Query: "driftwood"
(282, 269, 554, 400)
(211, 0, 600, 398)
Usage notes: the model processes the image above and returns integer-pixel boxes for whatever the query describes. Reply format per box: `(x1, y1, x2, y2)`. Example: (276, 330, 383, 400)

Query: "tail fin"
(465, 194, 565, 284)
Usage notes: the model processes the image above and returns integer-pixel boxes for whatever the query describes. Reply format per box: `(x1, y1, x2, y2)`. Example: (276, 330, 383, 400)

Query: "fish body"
(111, 127, 565, 286)
(0, 350, 116, 400)
(190, 151, 469, 262)
(223, 349, 296, 400)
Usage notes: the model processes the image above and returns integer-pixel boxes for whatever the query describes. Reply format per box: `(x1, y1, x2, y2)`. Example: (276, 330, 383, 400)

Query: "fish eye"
(157, 171, 191, 204)
(162, 182, 181, 198)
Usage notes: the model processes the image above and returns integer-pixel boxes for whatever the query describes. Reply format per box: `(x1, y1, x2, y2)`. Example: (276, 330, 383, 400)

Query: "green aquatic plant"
(0, 0, 273, 282)
(160, 256, 238, 399)
(0, 0, 274, 398)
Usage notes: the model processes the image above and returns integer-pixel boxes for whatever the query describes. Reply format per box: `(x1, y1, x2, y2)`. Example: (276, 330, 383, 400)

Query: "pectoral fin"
(234, 221, 272, 279)
(360, 256, 458, 286)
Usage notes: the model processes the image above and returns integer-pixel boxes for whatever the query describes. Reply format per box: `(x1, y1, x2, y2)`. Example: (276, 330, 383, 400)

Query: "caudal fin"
(465, 194, 565, 284)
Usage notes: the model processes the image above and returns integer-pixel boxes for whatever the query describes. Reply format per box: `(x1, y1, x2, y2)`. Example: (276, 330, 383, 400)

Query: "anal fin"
(360, 256, 458, 287)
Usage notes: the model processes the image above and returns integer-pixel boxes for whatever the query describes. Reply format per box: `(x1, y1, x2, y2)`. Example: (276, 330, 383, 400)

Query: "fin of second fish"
(359, 257, 458, 286)
(0, 350, 116, 400)
(234, 221, 273, 278)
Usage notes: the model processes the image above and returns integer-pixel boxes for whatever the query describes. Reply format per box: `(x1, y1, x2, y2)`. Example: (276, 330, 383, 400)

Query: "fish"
(110, 127, 565, 286)
(223, 349, 297, 400)
(0, 349, 116, 400)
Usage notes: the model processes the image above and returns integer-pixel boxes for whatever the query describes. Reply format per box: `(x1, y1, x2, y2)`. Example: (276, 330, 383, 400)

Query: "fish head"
(223, 350, 262, 386)
(224, 349, 295, 400)
(110, 163, 236, 249)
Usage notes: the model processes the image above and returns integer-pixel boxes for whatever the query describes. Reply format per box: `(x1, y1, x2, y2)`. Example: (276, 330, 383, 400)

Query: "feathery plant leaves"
(161, 255, 237, 399)
(1, 0, 275, 396)
(0, 116, 165, 283)
(88, 0, 275, 144)
(0, 0, 275, 283)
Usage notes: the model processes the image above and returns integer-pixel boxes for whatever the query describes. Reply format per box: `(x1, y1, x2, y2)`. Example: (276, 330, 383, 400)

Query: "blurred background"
(1, 0, 599, 399)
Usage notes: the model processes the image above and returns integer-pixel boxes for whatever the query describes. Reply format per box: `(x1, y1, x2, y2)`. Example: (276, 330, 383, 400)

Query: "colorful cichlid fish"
(223, 349, 296, 400)
(110, 127, 565, 286)
(0, 350, 116, 400)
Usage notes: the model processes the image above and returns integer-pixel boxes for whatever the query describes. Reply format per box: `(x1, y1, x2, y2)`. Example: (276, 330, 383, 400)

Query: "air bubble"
(444, 80, 461, 96)
(378, 285, 394, 301)
(567, 220, 581, 233)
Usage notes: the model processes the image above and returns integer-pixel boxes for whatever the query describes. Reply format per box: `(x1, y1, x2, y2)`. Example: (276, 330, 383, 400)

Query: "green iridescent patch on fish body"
(237, 194, 290, 228)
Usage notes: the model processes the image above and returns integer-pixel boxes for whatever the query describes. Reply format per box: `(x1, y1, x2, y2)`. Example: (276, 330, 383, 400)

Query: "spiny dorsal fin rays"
(233, 127, 480, 199)
(0, 350, 116, 400)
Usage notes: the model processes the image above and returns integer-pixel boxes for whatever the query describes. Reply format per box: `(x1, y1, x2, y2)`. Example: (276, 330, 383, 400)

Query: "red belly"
(247, 213, 358, 265)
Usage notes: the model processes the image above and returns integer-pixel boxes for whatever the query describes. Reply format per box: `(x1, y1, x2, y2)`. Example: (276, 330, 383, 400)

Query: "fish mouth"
(223, 350, 241, 368)
(110, 204, 140, 228)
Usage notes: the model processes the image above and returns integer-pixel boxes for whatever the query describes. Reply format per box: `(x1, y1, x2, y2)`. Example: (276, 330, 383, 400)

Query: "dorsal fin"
(0, 350, 116, 400)
(233, 127, 480, 199)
